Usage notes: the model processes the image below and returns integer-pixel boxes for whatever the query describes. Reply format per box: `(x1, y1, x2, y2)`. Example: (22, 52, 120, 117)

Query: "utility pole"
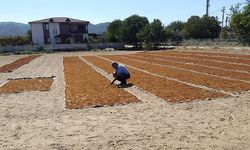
(221, 7, 226, 28)
(206, 0, 210, 16)
(225, 16, 228, 27)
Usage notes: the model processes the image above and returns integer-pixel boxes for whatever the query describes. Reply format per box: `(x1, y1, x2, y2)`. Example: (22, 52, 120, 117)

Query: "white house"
(29, 17, 89, 46)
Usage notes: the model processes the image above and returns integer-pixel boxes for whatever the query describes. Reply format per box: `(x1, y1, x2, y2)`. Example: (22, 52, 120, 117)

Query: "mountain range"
(0, 22, 110, 37)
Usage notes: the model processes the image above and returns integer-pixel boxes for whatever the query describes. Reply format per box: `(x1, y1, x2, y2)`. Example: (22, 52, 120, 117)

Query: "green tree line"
(105, 14, 222, 49)
(0, 30, 32, 46)
(105, 1, 250, 48)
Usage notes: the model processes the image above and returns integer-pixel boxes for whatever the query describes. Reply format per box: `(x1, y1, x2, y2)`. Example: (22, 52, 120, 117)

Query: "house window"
(78, 25, 86, 33)
(53, 29, 57, 35)
(43, 23, 49, 30)
(44, 37, 50, 44)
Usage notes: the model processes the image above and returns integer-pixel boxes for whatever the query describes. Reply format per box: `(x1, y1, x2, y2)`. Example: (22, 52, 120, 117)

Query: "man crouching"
(110, 62, 130, 87)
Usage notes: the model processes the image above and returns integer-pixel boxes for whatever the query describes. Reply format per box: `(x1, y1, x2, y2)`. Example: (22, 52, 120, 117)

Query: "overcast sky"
(0, 0, 247, 25)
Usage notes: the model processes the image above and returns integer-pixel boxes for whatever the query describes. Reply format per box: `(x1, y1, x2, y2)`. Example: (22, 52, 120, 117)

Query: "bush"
(0, 36, 30, 46)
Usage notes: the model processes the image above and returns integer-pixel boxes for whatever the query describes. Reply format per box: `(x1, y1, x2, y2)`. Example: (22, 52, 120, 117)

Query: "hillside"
(0, 22, 110, 37)
(88, 22, 110, 34)
(0, 22, 30, 36)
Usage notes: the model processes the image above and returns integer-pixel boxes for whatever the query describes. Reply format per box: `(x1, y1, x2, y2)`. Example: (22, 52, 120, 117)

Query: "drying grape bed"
(83, 56, 225, 103)
(0, 77, 53, 94)
(102, 55, 250, 93)
(0, 55, 40, 73)
(156, 51, 250, 65)
(63, 57, 139, 109)
(136, 53, 250, 72)
(172, 50, 250, 59)
(122, 54, 250, 81)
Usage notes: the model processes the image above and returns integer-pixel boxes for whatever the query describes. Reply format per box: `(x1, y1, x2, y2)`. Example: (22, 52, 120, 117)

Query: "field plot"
(102, 55, 250, 93)
(63, 57, 139, 109)
(136, 53, 250, 72)
(0, 77, 53, 94)
(122, 54, 250, 81)
(157, 51, 250, 65)
(175, 50, 250, 59)
(84, 56, 225, 102)
(0, 55, 40, 73)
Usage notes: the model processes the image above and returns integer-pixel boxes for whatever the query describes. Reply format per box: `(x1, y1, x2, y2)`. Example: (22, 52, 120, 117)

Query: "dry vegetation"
(0, 55, 40, 73)
(63, 57, 139, 109)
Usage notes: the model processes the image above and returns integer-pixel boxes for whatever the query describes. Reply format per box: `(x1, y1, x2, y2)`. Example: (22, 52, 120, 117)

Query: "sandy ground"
(0, 50, 250, 149)
(0, 55, 25, 67)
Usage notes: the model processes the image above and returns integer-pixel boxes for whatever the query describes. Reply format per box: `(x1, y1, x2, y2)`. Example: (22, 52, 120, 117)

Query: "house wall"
(31, 21, 89, 45)
(49, 23, 60, 44)
(31, 23, 44, 46)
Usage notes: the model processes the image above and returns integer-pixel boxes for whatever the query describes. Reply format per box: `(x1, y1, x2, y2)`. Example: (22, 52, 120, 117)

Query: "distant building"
(29, 17, 89, 46)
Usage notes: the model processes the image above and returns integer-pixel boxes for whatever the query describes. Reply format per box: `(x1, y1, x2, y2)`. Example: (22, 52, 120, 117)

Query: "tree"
(231, 3, 250, 45)
(137, 19, 166, 49)
(26, 29, 32, 43)
(184, 15, 221, 39)
(105, 20, 123, 42)
(121, 15, 149, 48)
(165, 21, 185, 45)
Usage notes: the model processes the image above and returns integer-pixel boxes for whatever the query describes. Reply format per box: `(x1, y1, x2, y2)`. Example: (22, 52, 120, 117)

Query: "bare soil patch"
(63, 57, 139, 109)
(0, 55, 40, 73)
(0, 77, 54, 94)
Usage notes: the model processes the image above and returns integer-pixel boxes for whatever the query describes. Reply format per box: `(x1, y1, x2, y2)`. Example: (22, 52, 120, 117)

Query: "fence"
(181, 38, 241, 47)
(0, 42, 125, 53)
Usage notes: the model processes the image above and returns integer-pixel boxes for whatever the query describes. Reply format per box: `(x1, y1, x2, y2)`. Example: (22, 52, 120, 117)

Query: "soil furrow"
(102, 55, 250, 93)
(63, 57, 139, 109)
(83, 56, 225, 103)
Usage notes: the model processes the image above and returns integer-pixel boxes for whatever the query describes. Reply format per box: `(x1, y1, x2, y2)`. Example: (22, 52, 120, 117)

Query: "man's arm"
(110, 71, 117, 85)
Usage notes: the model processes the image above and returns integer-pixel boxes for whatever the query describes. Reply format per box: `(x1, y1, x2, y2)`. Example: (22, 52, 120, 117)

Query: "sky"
(0, 0, 247, 25)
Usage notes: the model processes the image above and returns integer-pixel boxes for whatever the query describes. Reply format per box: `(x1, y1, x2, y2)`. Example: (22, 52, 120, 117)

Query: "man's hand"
(111, 78, 116, 85)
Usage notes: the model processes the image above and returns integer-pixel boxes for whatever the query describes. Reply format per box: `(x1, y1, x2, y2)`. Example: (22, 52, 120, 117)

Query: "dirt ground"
(0, 48, 250, 149)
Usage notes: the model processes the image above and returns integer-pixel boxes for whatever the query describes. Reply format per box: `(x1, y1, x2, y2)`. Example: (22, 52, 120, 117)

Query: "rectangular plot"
(175, 50, 250, 59)
(63, 57, 139, 109)
(83, 56, 225, 103)
(124, 54, 250, 81)
(103, 55, 250, 93)
(0, 77, 53, 94)
(156, 51, 250, 65)
(136, 53, 250, 72)
(0, 55, 41, 73)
